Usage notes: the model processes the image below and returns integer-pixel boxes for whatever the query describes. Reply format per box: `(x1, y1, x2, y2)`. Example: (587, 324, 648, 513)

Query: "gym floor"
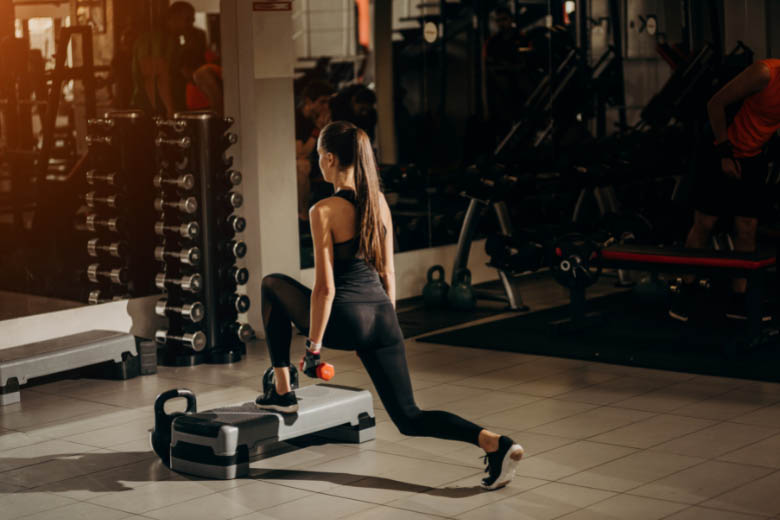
(2, 277, 780, 520)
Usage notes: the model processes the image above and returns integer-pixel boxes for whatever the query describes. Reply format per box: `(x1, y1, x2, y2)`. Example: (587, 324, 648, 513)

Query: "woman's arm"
(308, 202, 336, 346)
(377, 195, 396, 308)
(707, 61, 770, 144)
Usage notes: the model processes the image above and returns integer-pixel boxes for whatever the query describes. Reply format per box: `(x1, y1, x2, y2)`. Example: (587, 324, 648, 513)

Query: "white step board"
(0, 330, 137, 405)
(169, 384, 375, 479)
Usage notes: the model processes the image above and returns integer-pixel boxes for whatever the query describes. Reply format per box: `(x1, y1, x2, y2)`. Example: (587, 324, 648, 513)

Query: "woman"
(256, 121, 523, 490)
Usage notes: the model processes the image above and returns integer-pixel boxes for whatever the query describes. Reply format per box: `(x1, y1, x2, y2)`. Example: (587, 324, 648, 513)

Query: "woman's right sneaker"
(481, 435, 524, 490)
(255, 386, 298, 413)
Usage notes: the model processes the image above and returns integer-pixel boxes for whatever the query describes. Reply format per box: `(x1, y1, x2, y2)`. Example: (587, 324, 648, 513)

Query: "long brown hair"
(319, 121, 385, 273)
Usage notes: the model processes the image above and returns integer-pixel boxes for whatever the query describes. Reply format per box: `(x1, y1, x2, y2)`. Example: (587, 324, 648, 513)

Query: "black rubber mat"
(397, 302, 509, 339)
(417, 289, 780, 382)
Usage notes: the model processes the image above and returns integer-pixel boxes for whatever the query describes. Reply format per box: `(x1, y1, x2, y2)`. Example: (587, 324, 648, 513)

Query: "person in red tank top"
(670, 59, 780, 323)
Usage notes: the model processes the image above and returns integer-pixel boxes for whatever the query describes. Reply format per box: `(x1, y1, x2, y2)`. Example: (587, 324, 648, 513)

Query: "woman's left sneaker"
(255, 386, 298, 413)
(481, 435, 524, 490)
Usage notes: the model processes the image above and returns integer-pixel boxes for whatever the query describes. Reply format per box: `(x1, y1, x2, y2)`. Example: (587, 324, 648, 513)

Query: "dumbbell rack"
(82, 110, 156, 303)
(153, 111, 251, 366)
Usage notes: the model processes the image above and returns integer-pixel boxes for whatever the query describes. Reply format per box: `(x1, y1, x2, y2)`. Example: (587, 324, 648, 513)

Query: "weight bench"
(151, 383, 376, 479)
(0, 330, 138, 405)
(559, 243, 776, 343)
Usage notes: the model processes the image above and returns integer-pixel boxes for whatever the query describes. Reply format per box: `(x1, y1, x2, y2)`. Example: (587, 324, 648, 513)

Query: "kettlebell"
(262, 365, 299, 395)
(150, 388, 197, 468)
(422, 265, 449, 308)
(448, 268, 476, 310)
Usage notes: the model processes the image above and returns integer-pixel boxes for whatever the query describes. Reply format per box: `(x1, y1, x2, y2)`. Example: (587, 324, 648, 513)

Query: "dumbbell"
(86, 135, 113, 146)
(223, 170, 242, 187)
(154, 196, 198, 214)
(88, 289, 128, 304)
(86, 214, 123, 233)
(154, 221, 200, 240)
(155, 119, 188, 133)
(155, 136, 191, 149)
(87, 238, 127, 258)
(299, 349, 335, 381)
(155, 298, 205, 322)
(220, 266, 249, 285)
(218, 192, 243, 210)
(87, 118, 115, 129)
(220, 294, 250, 313)
(86, 170, 121, 186)
(87, 264, 128, 284)
(155, 273, 202, 293)
(220, 215, 246, 236)
(217, 240, 247, 260)
(154, 246, 201, 266)
(153, 173, 195, 191)
(221, 322, 254, 343)
(155, 329, 207, 351)
(86, 192, 123, 209)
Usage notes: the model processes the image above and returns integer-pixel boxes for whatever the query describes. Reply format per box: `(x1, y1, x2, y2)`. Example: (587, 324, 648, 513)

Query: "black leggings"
(261, 274, 484, 446)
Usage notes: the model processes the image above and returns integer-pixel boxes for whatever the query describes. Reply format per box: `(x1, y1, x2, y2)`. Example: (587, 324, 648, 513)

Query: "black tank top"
(331, 190, 389, 304)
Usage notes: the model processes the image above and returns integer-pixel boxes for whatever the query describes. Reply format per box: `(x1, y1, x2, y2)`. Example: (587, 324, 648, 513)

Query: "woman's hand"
(722, 157, 742, 180)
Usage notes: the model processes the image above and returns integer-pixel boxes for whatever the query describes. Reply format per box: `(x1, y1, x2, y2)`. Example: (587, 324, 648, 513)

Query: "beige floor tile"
(0, 491, 76, 518)
(455, 482, 615, 520)
(507, 432, 577, 458)
(370, 438, 486, 470)
(27, 408, 151, 440)
(9, 501, 131, 520)
(217, 480, 311, 511)
(514, 440, 636, 481)
(555, 376, 669, 406)
(0, 481, 22, 493)
(663, 506, 768, 519)
(0, 448, 149, 488)
(718, 433, 780, 469)
(61, 419, 155, 450)
(630, 460, 775, 505)
(613, 380, 735, 413)
(323, 475, 431, 506)
(503, 368, 620, 398)
(375, 458, 482, 488)
(88, 478, 217, 514)
(384, 474, 544, 517)
(252, 493, 376, 520)
(732, 403, 780, 429)
(144, 491, 255, 520)
(455, 362, 575, 391)
(411, 384, 490, 408)
(440, 391, 542, 420)
(560, 449, 704, 492)
(478, 399, 597, 431)
(1, 398, 119, 431)
(0, 439, 102, 472)
(339, 505, 444, 520)
(249, 443, 359, 473)
(37, 458, 183, 501)
(702, 471, 780, 517)
(0, 430, 51, 451)
(585, 364, 696, 383)
(372, 421, 407, 442)
(654, 422, 779, 459)
(556, 494, 688, 520)
(591, 414, 716, 449)
(529, 406, 655, 439)
(671, 390, 780, 421)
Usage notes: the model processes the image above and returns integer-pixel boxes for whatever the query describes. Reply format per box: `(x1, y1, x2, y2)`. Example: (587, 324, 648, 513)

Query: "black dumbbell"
(219, 266, 249, 285)
(155, 329, 207, 351)
(220, 293, 250, 313)
(155, 298, 205, 322)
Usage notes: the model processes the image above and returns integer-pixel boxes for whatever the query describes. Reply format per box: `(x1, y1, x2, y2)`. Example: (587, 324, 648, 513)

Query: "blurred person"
(330, 84, 378, 141)
(182, 49, 223, 115)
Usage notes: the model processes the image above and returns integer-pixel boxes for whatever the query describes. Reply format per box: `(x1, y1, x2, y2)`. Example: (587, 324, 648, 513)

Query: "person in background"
(131, 1, 196, 116)
(182, 49, 223, 116)
(295, 80, 335, 225)
(330, 84, 378, 141)
(111, 24, 139, 108)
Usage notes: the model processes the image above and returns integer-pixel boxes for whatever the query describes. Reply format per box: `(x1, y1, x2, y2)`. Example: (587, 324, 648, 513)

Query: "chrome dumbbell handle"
(154, 196, 198, 214)
(87, 264, 128, 284)
(87, 238, 126, 258)
(155, 330, 207, 351)
(85, 215, 122, 233)
(154, 246, 201, 266)
(153, 173, 195, 190)
(87, 118, 115, 128)
(86, 135, 113, 146)
(154, 221, 200, 239)
(155, 273, 202, 293)
(155, 119, 188, 133)
(86, 192, 120, 209)
(155, 136, 191, 149)
(155, 298, 205, 322)
(86, 170, 120, 186)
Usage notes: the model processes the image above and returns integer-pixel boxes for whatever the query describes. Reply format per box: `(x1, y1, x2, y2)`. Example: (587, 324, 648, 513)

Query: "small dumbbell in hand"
(299, 339, 335, 381)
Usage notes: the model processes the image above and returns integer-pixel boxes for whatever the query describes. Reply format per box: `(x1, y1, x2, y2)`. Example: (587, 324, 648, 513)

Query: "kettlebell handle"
(427, 265, 444, 282)
(154, 388, 197, 417)
(454, 268, 471, 284)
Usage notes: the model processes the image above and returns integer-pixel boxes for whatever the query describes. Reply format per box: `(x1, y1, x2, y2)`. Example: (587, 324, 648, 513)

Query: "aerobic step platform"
(164, 384, 375, 479)
(0, 330, 137, 405)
